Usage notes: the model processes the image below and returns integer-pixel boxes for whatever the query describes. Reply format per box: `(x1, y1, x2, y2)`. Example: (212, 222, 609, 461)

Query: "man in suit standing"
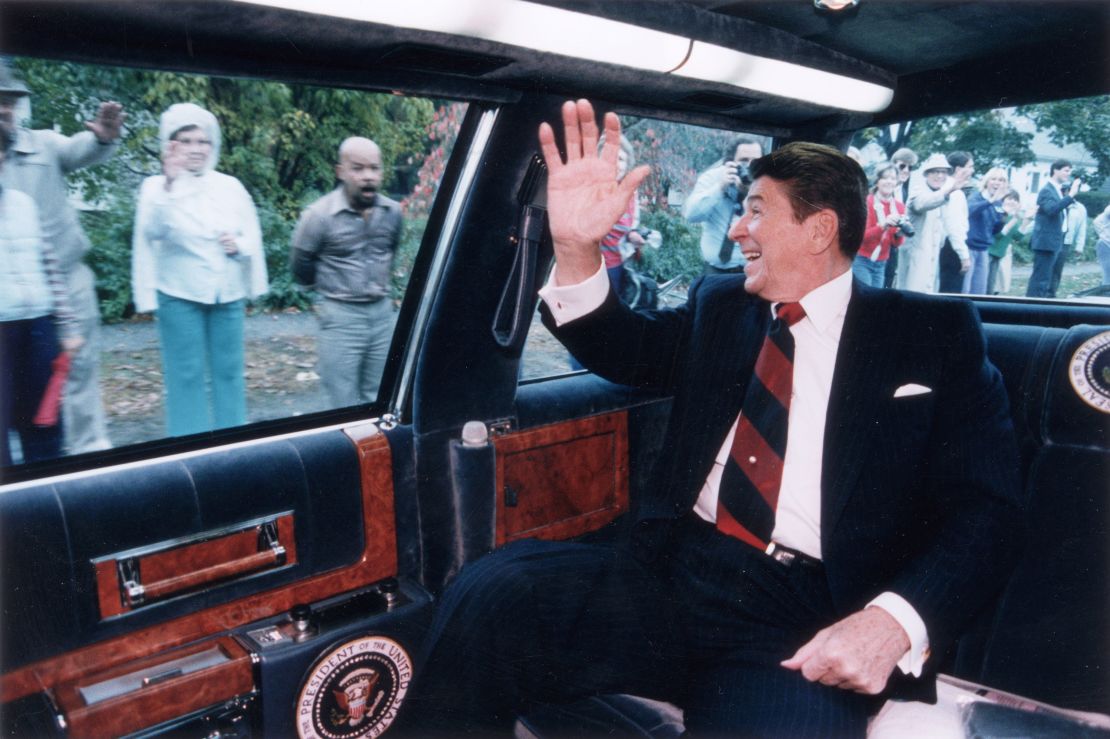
(402, 100, 1021, 737)
(1026, 159, 1082, 298)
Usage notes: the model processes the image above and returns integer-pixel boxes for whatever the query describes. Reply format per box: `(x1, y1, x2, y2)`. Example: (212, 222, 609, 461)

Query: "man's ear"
(808, 210, 839, 254)
(334, 163, 343, 179)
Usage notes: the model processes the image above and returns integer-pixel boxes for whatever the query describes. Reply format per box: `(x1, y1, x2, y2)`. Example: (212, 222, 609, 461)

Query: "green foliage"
(11, 56, 458, 320)
(621, 118, 757, 212)
(254, 202, 312, 312)
(853, 109, 1037, 170)
(854, 98, 1110, 192)
(81, 203, 136, 323)
(1018, 96, 1110, 184)
(1076, 191, 1110, 218)
(637, 209, 704, 282)
(1009, 231, 1033, 266)
(1008, 214, 1100, 266)
(905, 111, 1035, 170)
(392, 216, 429, 301)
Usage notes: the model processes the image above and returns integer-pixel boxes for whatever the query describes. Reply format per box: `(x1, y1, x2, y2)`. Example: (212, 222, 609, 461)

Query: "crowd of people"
(0, 62, 401, 465)
(683, 137, 1106, 298)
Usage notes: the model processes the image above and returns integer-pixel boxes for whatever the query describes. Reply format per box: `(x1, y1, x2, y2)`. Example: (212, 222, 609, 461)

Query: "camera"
(725, 161, 753, 204)
(737, 161, 753, 186)
(895, 219, 915, 237)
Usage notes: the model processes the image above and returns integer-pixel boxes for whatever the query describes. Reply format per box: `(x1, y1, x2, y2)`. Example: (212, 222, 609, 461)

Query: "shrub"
(637, 209, 704, 283)
(255, 202, 311, 312)
(1075, 191, 1109, 218)
(392, 215, 428, 301)
(82, 204, 136, 323)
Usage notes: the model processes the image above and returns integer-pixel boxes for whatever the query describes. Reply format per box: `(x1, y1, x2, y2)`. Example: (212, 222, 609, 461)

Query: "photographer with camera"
(853, 162, 911, 287)
(683, 136, 763, 274)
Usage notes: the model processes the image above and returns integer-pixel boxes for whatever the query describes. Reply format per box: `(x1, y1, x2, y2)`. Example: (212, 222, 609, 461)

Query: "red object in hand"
(33, 352, 71, 428)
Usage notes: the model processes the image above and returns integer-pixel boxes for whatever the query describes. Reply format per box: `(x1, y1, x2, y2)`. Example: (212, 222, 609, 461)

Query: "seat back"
(954, 324, 1110, 713)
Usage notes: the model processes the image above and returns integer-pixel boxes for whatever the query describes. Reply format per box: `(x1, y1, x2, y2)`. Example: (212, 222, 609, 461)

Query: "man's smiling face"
(729, 176, 825, 303)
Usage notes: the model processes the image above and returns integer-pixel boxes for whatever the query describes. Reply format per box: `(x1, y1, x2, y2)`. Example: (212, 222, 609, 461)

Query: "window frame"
(0, 58, 492, 485)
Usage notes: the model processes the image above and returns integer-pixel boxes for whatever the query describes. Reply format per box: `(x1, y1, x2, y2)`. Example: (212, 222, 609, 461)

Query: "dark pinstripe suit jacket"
(543, 274, 1023, 665)
(1030, 181, 1073, 254)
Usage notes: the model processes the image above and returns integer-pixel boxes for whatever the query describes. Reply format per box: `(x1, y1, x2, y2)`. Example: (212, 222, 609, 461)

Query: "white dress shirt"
(540, 262, 929, 676)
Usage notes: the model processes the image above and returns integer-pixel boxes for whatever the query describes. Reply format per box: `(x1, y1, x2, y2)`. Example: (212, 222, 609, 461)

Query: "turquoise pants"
(156, 292, 246, 436)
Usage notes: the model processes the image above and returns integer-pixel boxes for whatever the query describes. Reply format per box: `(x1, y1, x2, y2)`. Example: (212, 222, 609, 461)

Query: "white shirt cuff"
(537, 262, 610, 327)
(868, 592, 930, 677)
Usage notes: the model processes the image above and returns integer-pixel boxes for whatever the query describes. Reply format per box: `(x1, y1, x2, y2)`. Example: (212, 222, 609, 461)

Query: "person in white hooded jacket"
(132, 103, 268, 437)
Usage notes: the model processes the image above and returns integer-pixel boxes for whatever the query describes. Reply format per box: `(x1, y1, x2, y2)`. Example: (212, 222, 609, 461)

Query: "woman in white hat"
(897, 152, 971, 293)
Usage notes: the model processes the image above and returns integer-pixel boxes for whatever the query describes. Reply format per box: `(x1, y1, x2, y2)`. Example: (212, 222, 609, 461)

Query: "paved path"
(104, 309, 319, 352)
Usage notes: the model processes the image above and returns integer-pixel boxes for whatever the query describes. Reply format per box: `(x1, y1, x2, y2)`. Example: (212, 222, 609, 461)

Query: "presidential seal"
(296, 636, 412, 739)
(1069, 331, 1110, 414)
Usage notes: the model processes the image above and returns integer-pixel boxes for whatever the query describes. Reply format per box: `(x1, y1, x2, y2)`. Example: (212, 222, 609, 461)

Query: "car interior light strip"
(232, 0, 894, 113)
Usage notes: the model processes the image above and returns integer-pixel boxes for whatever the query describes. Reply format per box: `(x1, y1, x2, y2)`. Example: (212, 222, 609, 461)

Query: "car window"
(519, 116, 770, 382)
(0, 55, 467, 472)
(849, 95, 1109, 301)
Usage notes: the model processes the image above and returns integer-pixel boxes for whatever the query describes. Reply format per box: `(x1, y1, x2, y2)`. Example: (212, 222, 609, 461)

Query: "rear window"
(848, 95, 1108, 301)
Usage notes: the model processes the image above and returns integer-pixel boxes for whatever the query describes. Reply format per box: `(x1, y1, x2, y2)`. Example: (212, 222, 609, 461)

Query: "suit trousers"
(400, 516, 876, 737)
(1026, 249, 1061, 298)
(937, 242, 964, 294)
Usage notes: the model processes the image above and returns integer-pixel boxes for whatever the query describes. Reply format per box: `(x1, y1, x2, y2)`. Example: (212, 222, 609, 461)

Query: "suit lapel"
(821, 283, 897, 543)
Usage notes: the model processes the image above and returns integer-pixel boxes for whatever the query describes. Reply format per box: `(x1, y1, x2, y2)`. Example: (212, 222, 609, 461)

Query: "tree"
(853, 109, 1035, 171)
(621, 117, 749, 212)
(1018, 96, 1110, 184)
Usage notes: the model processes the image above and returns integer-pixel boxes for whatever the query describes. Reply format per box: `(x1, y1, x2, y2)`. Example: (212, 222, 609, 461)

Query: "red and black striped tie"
(716, 302, 806, 549)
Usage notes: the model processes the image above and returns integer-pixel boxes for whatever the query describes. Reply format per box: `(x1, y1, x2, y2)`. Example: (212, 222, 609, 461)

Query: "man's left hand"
(86, 101, 125, 143)
(781, 607, 909, 695)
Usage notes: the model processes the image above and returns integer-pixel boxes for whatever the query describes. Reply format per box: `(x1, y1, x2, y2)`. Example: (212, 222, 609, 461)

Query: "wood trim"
(53, 636, 253, 738)
(494, 411, 629, 545)
(95, 514, 298, 619)
(1, 427, 396, 704)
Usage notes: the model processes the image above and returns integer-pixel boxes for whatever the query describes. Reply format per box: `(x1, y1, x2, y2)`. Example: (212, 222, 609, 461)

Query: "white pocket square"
(894, 383, 932, 398)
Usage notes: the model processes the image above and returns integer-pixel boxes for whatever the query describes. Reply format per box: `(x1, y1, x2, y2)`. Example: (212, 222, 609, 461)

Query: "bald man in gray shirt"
(290, 137, 402, 406)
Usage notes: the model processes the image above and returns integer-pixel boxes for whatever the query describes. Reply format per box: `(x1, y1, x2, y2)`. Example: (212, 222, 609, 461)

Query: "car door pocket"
(94, 512, 297, 618)
(494, 411, 629, 543)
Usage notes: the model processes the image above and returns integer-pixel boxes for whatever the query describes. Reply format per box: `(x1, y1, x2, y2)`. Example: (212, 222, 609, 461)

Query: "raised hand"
(951, 162, 974, 189)
(538, 99, 649, 284)
(85, 101, 125, 143)
(161, 139, 188, 190)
